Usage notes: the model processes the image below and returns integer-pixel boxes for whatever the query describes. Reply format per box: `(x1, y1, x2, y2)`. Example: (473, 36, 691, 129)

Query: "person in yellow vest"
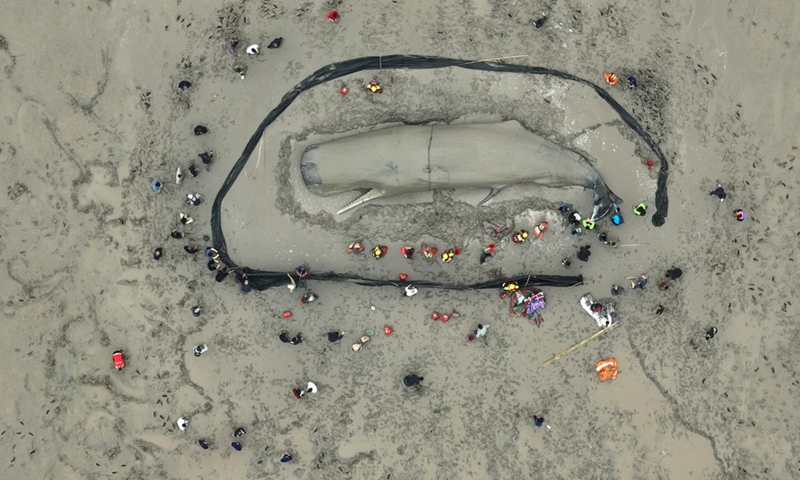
(512, 230, 529, 244)
(441, 249, 455, 263)
(372, 245, 388, 259)
(633, 202, 647, 216)
(582, 219, 595, 230)
(367, 81, 383, 94)
(502, 281, 519, 292)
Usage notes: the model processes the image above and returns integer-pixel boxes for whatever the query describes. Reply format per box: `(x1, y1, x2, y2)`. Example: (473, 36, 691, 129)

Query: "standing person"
(187, 193, 202, 206)
(709, 183, 727, 201)
(326, 331, 345, 342)
(577, 245, 591, 262)
(347, 241, 365, 254)
(180, 213, 194, 225)
(233, 427, 246, 437)
(245, 44, 260, 55)
(153, 247, 164, 260)
(372, 245, 388, 259)
(267, 37, 283, 49)
(733, 209, 746, 221)
(403, 374, 424, 387)
(655, 305, 665, 315)
(533, 414, 545, 427)
(191, 305, 202, 317)
(233, 65, 247, 80)
(193, 125, 209, 135)
(300, 292, 318, 305)
(199, 151, 214, 165)
(633, 202, 647, 216)
(193, 344, 208, 357)
(231, 442, 242, 451)
(280, 452, 293, 463)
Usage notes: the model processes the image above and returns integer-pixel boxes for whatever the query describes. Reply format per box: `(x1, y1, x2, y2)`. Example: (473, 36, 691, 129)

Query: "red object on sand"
(645, 159, 655, 168)
(112, 351, 125, 370)
(327, 10, 340, 22)
(384, 325, 393, 335)
(282, 310, 292, 319)
(442, 314, 451, 323)
(431, 311, 441, 321)
(340, 86, 348, 95)
(453, 248, 461, 255)
(398, 273, 408, 282)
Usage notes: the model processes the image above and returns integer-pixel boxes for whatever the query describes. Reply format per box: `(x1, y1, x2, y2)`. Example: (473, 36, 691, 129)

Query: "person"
(611, 205, 624, 226)
(611, 285, 624, 296)
(532, 13, 548, 28)
(557, 204, 572, 216)
(710, 183, 727, 201)
(153, 247, 165, 260)
(193, 344, 208, 357)
(327, 331, 345, 342)
(176, 167, 184, 185)
(292, 382, 317, 399)
(705, 326, 718, 341)
(441, 249, 455, 263)
(577, 245, 591, 262)
(231, 442, 242, 451)
(199, 151, 214, 165)
(512, 230, 529, 243)
(421, 244, 438, 259)
(227, 39, 239, 56)
(233, 64, 247, 80)
(152, 179, 164, 193)
(327, 9, 340, 22)
(267, 37, 283, 49)
(241, 279, 252, 293)
(187, 193, 202, 206)
(367, 81, 383, 94)
(205, 247, 219, 259)
(199, 439, 209, 449)
(658, 281, 669, 291)
(665, 267, 683, 279)
(633, 203, 647, 216)
(631, 275, 648, 289)
(245, 44, 259, 55)
(655, 305, 665, 315)
(474, 324, 490, 338)
(347, 241, 364, 254)
(300, 292, 318, 305)
(215, 269, 229, 282)
(295, 265, 308, 279)
(582, 219, 595, 230)
(598, 232, 609, 244)
(533, 222, 548, 238)
(571, 227, 582, 237)
(372, 245, 388, 259)
(533, 414, 545, 427)
(734, 209, 746, 221)
(561, 258, 572, 267)
(188, 163, 199, 177)
(233, 427, 246, 437)
(400, 246, 415, 259)
(191, 306, 202, 317)
(177, 418, 189, 431)
(568, 211, 582, 226)
(403, 374, 424, 387)
(603, 72, 619, 85)
(178, 80, 192, 91)
(280, 452, 293, 463)
(290, 333, 303, 345)
(627, 76, 638, 89)
(207, 259, 219, 271)
(193, 125, 208, 135)
(171, 230, 184, 239)
(479, 244, 496, 264)
(403, 284, 418, 297)
(502, 281, 519, 292)
(184, 245, 200, 254)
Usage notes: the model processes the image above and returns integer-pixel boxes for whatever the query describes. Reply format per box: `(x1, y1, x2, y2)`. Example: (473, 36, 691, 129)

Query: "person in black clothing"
(403, 374, 424, 387)
(267, 37, 283, 49)
(327, 331, 345, 342)
(577, 245, 591, 262)
(665, 267, 683, 279)
(194, 125, 209, 135)
(705, 327, 718, 341)
(184, 245, 200, 254)
(279, 331, 303, 345)
(199, 151, 214, 165)
(153, 247, 164, 260)
(171, 230, 184, 239)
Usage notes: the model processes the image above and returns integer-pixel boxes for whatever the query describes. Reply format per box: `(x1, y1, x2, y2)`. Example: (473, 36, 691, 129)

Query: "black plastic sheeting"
(210, 55, 669, 291)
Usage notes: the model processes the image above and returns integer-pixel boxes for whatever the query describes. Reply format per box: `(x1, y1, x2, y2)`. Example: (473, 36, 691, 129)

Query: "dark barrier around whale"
(210, 55, 669, 291)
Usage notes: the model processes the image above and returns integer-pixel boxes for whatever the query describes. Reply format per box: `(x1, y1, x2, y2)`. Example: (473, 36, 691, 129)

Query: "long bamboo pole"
(542, 322, 621, 367)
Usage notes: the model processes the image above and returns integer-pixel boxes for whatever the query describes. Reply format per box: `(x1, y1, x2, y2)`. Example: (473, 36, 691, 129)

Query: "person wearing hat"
(403, 374, 424, 387)
(633, 203, 647, 216)
(402, 285, 418, 297)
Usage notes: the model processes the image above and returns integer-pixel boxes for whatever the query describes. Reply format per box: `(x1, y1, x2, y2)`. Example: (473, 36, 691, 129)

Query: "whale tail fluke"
(337, 189, 386, 215)
(590, 184, 623, 222)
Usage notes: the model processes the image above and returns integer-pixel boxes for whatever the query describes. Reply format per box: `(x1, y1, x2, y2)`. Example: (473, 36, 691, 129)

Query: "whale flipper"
(337, 189, 386, 215)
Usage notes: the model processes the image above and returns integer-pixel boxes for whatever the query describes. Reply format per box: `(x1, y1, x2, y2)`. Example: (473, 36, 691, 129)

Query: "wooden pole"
(542, 322, 621, 367)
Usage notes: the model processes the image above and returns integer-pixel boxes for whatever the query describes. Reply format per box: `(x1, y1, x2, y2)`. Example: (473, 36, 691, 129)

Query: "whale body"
(300, 121, 622, 220)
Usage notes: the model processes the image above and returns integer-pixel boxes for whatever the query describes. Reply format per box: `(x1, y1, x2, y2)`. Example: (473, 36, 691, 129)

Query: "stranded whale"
(300, 121, 622, 220)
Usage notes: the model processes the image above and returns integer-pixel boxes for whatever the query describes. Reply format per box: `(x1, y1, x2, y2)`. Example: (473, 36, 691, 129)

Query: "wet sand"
(1, 0, 799, 479)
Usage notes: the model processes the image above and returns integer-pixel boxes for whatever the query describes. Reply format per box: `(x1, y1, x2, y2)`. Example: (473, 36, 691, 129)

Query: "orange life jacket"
(594, 358, 618, 382)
